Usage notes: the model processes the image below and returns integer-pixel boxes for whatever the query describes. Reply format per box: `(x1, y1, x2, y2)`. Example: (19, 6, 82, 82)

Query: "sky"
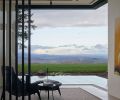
(31, 26, 107, 47)
(25, 4, 108, 55)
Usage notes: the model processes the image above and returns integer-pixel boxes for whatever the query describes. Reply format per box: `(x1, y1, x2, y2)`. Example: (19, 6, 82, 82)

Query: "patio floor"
(0, 75, 108, 100)
(0, 88, 100, 100)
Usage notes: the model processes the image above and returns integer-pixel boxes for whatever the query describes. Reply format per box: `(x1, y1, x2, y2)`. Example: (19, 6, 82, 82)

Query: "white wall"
(108, 0, 120, 99)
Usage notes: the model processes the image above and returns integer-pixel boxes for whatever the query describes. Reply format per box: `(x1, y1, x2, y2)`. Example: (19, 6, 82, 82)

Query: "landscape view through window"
(18, 4, 108, 78)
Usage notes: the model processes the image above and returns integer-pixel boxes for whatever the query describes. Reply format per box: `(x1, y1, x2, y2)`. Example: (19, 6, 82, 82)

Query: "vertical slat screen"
(28, 0, 31, 99)
(2, 0, 32, 99)
(2, 0, 6, 99)
(15, 0, 32, 100)
(15, 0, 18, 100)
(9, 0, 12, 99)
(22, 0, 25, 100)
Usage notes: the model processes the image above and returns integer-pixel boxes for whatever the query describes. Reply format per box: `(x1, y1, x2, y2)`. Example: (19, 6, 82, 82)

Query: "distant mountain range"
(18, 53, 108, 64)
(18, 44, 108, 64)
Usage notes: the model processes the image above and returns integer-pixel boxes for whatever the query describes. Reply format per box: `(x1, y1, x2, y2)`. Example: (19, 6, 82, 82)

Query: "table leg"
(48, 90, 49, 100)
(58, 87, 61, 96)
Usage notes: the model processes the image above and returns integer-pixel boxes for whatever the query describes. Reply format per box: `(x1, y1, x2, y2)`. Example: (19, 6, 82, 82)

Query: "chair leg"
(1, 91, 3, 100)
(37, 91, 41, 100)
(39, 90, 41, 94)
(58, 88, 61, 96)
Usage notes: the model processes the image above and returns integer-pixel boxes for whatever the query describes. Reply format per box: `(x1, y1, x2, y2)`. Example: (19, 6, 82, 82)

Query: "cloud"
(58, 44, 83, 48)
(93, 44, 107, 49)
(32, 4, 108, 28)
(33, 49, 46, 54)
(32, 47, 81, 55)
(31, 45, 55, 50)
(32, 44, 108, 55)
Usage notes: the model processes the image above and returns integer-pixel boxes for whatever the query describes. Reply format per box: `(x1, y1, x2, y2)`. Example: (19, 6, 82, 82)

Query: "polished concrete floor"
(0, 75, 107, 100)
(0, 88, 100, 100)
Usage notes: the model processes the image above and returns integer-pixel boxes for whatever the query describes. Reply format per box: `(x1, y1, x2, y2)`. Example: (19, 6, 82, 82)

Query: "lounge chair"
(1, 66, 42, 100)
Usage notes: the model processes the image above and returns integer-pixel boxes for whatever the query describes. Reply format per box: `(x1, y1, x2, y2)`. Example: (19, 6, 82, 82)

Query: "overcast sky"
(32, 4, 108, 28)
(27, 4, 108, 55)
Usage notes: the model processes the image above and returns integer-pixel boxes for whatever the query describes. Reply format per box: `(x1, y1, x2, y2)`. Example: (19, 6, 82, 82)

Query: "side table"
(38, 79, 62, 100)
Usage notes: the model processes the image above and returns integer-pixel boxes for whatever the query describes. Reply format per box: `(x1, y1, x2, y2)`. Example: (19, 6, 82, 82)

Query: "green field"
(18, 63, 107, 74)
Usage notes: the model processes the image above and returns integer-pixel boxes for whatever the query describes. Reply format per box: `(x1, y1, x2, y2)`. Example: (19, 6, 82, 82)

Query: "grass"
(18, 63, 107, 74)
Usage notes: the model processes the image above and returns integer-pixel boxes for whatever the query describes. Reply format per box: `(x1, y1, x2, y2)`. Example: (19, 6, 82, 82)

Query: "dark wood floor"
(0, 88, 100, 100)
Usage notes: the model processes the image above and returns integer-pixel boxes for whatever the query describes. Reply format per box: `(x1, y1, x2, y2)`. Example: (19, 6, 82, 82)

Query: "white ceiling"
(29, 0, 99, 5)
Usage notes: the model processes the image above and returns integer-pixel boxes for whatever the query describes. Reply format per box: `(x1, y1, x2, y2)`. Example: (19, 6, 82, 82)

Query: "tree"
(17, 9, 37, 48)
